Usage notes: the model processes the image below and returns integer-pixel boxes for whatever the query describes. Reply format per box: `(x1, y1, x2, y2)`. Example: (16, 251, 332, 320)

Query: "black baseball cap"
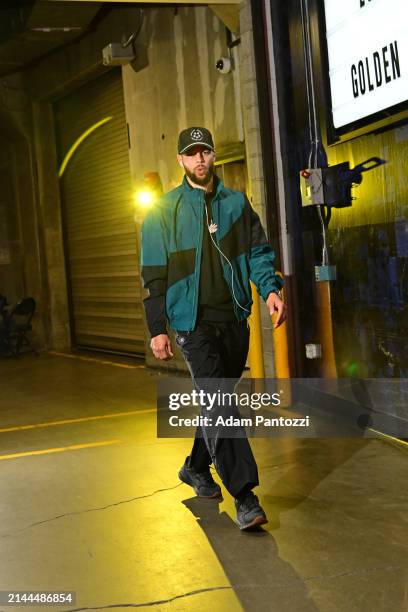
(178, 127, 215, 154)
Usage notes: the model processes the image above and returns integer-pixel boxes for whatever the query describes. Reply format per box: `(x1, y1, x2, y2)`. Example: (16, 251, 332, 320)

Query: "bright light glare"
(135, 190, 154, 208)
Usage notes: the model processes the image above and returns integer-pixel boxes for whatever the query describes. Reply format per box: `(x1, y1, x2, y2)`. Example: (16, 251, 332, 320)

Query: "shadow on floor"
(261, 439, 374, 524)
(182, 497, 319, 611)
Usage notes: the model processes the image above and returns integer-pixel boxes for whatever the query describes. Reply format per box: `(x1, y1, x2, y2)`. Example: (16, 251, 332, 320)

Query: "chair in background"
(0, 294, 8, 318)
(2, 297, 39, 358)
(0, 294, 10, 356)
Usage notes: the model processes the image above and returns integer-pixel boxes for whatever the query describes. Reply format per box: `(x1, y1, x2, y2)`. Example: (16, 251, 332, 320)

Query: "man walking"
(141, 127, 286, 530)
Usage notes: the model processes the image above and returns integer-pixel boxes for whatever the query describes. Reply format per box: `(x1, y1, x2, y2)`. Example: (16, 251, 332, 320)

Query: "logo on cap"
(191, 129, 203, 141)
(178, 126, 215, 154)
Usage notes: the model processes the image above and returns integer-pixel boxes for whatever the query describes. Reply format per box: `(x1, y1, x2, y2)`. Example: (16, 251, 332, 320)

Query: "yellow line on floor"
(0, 439, 121, 461)
(369, 428, 408, 448)
(49, 351, 146, 369)
(0, 409, 157, 434)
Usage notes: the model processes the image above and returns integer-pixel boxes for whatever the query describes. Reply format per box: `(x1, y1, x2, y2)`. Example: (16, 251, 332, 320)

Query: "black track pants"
(175, 319, 259, 498)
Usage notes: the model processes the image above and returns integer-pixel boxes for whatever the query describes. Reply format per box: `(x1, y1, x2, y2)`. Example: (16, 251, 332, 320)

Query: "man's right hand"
(150, 334, 174, 360)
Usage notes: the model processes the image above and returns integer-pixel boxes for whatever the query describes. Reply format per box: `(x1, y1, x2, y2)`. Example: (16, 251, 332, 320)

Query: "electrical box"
(300, 162, 352, 208)
(315, 265, 337, 282)
(102, 43, 135, 66)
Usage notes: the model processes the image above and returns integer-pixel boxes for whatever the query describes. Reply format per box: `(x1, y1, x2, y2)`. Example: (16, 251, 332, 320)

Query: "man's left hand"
(266, 292, 286, 329)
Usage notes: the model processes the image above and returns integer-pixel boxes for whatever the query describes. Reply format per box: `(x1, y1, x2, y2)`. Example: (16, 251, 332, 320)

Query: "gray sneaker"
(235, 491, 268, 530)
(178, 463, 222, 498)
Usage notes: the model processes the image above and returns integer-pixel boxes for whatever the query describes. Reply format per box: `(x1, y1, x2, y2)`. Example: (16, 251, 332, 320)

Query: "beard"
(184, 164, 214, 187)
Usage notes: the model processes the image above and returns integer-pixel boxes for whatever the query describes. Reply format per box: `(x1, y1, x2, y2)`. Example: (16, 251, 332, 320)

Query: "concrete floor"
(0, 352, 407, 612)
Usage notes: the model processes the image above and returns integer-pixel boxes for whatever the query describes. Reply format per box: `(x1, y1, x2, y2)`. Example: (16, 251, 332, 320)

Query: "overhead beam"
(209, 4, 240, 32)
(48, 0, 240, 4)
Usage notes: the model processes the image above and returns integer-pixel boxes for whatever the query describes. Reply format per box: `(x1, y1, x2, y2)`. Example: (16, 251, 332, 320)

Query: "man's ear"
(177, 154, 183, 168)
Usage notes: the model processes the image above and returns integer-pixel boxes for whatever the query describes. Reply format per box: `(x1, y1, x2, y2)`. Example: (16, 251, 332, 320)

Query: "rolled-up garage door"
(55, 69, 144, 355)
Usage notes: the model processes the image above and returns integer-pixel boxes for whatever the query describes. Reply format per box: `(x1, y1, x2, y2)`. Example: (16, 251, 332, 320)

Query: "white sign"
(324, 0, 408, 128)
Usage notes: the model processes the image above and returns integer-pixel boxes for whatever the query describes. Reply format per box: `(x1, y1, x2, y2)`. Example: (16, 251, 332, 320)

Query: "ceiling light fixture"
(31, 27, 82, 32)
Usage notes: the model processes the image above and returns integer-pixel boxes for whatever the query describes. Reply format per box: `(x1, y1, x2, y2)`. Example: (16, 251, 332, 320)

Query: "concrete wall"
(0, 140, 23, 303)
(0, 73, 47, 348)
(238, 2, 278, 377)
(122, 6, 242, 192)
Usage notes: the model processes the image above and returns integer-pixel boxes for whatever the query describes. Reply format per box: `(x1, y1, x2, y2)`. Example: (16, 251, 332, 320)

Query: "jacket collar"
(182, 173, 224, 198)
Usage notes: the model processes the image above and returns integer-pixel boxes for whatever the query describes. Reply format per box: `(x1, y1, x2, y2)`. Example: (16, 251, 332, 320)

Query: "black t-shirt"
(196, 184, 235, 322)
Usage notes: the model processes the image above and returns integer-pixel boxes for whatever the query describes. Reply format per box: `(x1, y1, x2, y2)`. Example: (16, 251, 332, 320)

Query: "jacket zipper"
(192, 191, 204, 330)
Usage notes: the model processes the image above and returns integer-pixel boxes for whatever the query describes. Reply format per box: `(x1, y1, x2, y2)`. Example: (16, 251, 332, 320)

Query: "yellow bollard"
(248, 281, 265, 379)
(272, 272, 290, 379)
(271, 272, 292, 407)
(315, 280, 338, 378)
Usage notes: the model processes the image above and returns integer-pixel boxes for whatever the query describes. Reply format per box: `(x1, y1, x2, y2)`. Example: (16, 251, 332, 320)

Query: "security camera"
(216, 57, 232, 74)
(102, 43, 135, 65)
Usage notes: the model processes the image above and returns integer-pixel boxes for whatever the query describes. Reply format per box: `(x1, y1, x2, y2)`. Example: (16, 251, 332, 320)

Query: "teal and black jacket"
(140, 176, 284, 337)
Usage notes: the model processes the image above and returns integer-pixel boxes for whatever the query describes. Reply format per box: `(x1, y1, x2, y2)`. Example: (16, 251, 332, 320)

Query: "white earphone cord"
(204, 203, 250, 313)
